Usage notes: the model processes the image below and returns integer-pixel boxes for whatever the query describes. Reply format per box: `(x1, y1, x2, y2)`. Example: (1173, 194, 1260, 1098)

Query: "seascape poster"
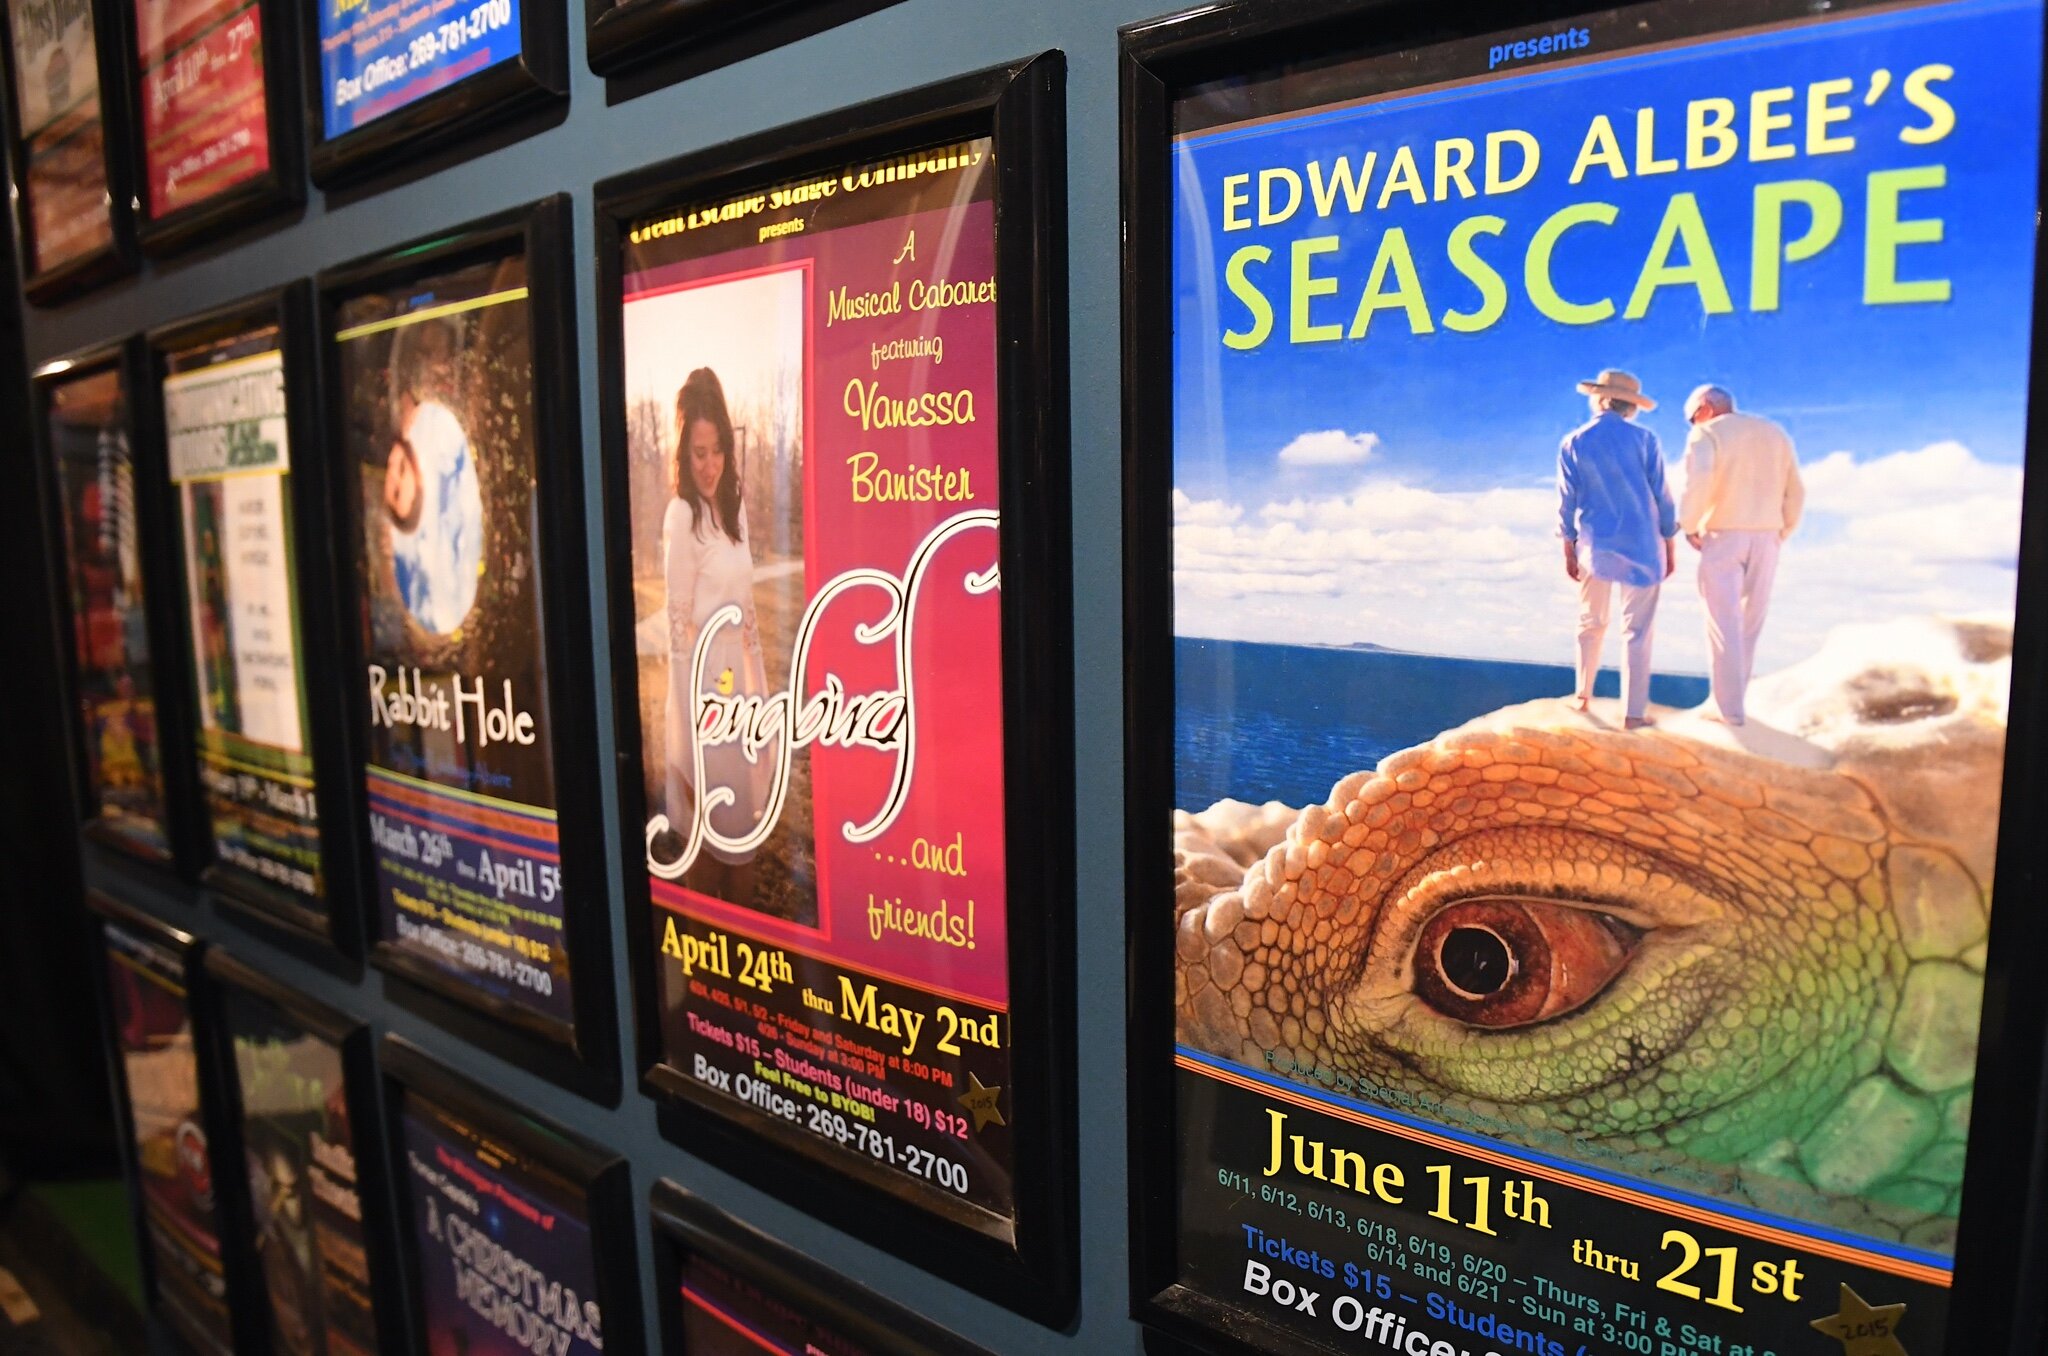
(1166, 0, 2038, 1350)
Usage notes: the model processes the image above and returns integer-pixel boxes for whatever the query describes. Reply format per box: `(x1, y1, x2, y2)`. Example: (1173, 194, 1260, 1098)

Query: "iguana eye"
(1412, 897, 1639, 1029)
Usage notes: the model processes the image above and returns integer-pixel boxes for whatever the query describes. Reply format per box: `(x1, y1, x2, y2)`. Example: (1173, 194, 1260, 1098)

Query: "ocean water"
(1174, 638, 1711, 810)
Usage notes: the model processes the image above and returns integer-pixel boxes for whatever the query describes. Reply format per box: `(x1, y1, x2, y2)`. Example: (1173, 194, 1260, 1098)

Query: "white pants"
(1696, 529, 1781, 723)
(1576, 570, 1661, 720)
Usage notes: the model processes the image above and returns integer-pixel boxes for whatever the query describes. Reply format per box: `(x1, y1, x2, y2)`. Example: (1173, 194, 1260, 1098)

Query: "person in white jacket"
(1678, 385, 1805, 726)
(662, 367, 772, 908)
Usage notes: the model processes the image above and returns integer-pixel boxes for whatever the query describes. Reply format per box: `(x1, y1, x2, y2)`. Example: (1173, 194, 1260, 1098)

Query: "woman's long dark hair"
(674, 368, 744, 545)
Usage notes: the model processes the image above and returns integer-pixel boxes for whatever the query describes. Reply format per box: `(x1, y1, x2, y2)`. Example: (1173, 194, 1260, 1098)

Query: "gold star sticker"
(1810, 1283, 1909, 1356)
(958, 1074, 1005, 1132)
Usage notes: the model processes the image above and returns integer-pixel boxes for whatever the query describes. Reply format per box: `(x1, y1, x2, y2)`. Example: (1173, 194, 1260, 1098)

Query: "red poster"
(134, 0, 268, 218)
(622, 141, 1015, 1219)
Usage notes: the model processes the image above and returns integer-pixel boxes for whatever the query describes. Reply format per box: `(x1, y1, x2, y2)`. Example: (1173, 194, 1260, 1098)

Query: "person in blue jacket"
(1556, 369, 1677, 730)
(381, 319, 483, 636)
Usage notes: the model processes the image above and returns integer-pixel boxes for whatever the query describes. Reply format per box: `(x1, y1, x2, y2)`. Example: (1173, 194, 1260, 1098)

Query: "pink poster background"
(627, 198, 1009, 1007)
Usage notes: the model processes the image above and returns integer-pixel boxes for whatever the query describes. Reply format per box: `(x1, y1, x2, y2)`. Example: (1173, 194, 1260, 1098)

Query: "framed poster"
(300, 0, 565, 187)
(110, 0, 302, 256)
(320, 197, 615, 1093)
(204, 949, 397, 1356)
(381, 1036, 643, 1356)
(35, 340, 196, 873)
(595, 56, 1074, 1318)
(651, 1180, 993, 1356)
(149, 287, 355, 946)
(1123, 1, 2048, 1354)
(0, 0, 134, 300)
(87, 891, 246, 1356)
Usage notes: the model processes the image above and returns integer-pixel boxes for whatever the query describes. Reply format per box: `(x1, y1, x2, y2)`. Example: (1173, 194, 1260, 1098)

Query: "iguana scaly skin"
(1175, 618, 2008, 1250)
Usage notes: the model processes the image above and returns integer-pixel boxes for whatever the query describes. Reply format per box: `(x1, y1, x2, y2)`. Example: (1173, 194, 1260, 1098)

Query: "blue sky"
(1171, 0, 2039, 671)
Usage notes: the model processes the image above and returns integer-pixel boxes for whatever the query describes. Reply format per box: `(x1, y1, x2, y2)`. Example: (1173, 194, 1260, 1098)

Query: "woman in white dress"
(663, 368, 771, 906)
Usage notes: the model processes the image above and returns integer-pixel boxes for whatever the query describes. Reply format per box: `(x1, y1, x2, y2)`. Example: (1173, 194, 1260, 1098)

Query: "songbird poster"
(1166, 0, 2038, 1350)
(619, 140, 1014, 1219)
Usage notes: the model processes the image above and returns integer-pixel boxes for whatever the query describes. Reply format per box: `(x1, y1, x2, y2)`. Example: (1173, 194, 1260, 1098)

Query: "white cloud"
(1276, 429, 1380, 467)
(1841, 496, 2024, 566)
(1257, 483, 1553, 533)
(1170, 441, 2021, 674)
(1176, 568, 1342, 596)
(1171, 489, 1243, 526)
(1800, 441, 2022, 517)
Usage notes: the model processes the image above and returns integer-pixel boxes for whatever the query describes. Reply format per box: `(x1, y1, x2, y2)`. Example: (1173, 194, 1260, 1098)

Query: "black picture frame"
(380, 1035, 645, 1356)
(316, 194, 618, 1101)
(300, 0, 566, 189)
(650, 1180, 994, 1356)
(106, 0, 303, 258)
(144, 284, 361, 955)
(592, 53, 1074, 1323)
(201, 950, 405, 1356)
(582, 0, 815, 80)
(0, 0, 137, 302)
(1118, 4, 2048, 1356)
(585, 0, 776, 78)
(33, 336, 203, 881)
(200, 947, 407, 1355)
(84, 889, 258, 1356)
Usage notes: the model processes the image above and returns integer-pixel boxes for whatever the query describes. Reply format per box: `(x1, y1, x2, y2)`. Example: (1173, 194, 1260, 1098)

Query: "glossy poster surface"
(131, 0, 269, 219)
(677, 1254, 877, 1356)
(398, 1092, 603, 1356)
(316, 0, 520, 140)
(1166, 0, 2035, 1350)
(104, 923, 232, 1353)
(336, 254, 573, 1033)
(7, 0, 111, 273)
(222, 988, 376, 1356)
(49, 365, 170, 857)
(622, 140, 1013, 1219)
(165, 328, 322, 903)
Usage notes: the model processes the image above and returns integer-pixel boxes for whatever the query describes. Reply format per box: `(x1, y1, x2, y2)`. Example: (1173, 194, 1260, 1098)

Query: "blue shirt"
(390, 401, 484, 634)
(1556, 411, 1676, 588)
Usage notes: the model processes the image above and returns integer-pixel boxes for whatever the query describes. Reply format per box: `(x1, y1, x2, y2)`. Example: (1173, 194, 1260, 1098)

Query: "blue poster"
(317, 0, 522, 139)
(1167, 0, 2040, 1350)
(400, 1095, 602, 1356)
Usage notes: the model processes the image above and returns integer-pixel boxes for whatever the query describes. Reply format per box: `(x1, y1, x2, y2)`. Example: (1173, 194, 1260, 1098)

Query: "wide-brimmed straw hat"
(1576, 368, 1656, 411)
